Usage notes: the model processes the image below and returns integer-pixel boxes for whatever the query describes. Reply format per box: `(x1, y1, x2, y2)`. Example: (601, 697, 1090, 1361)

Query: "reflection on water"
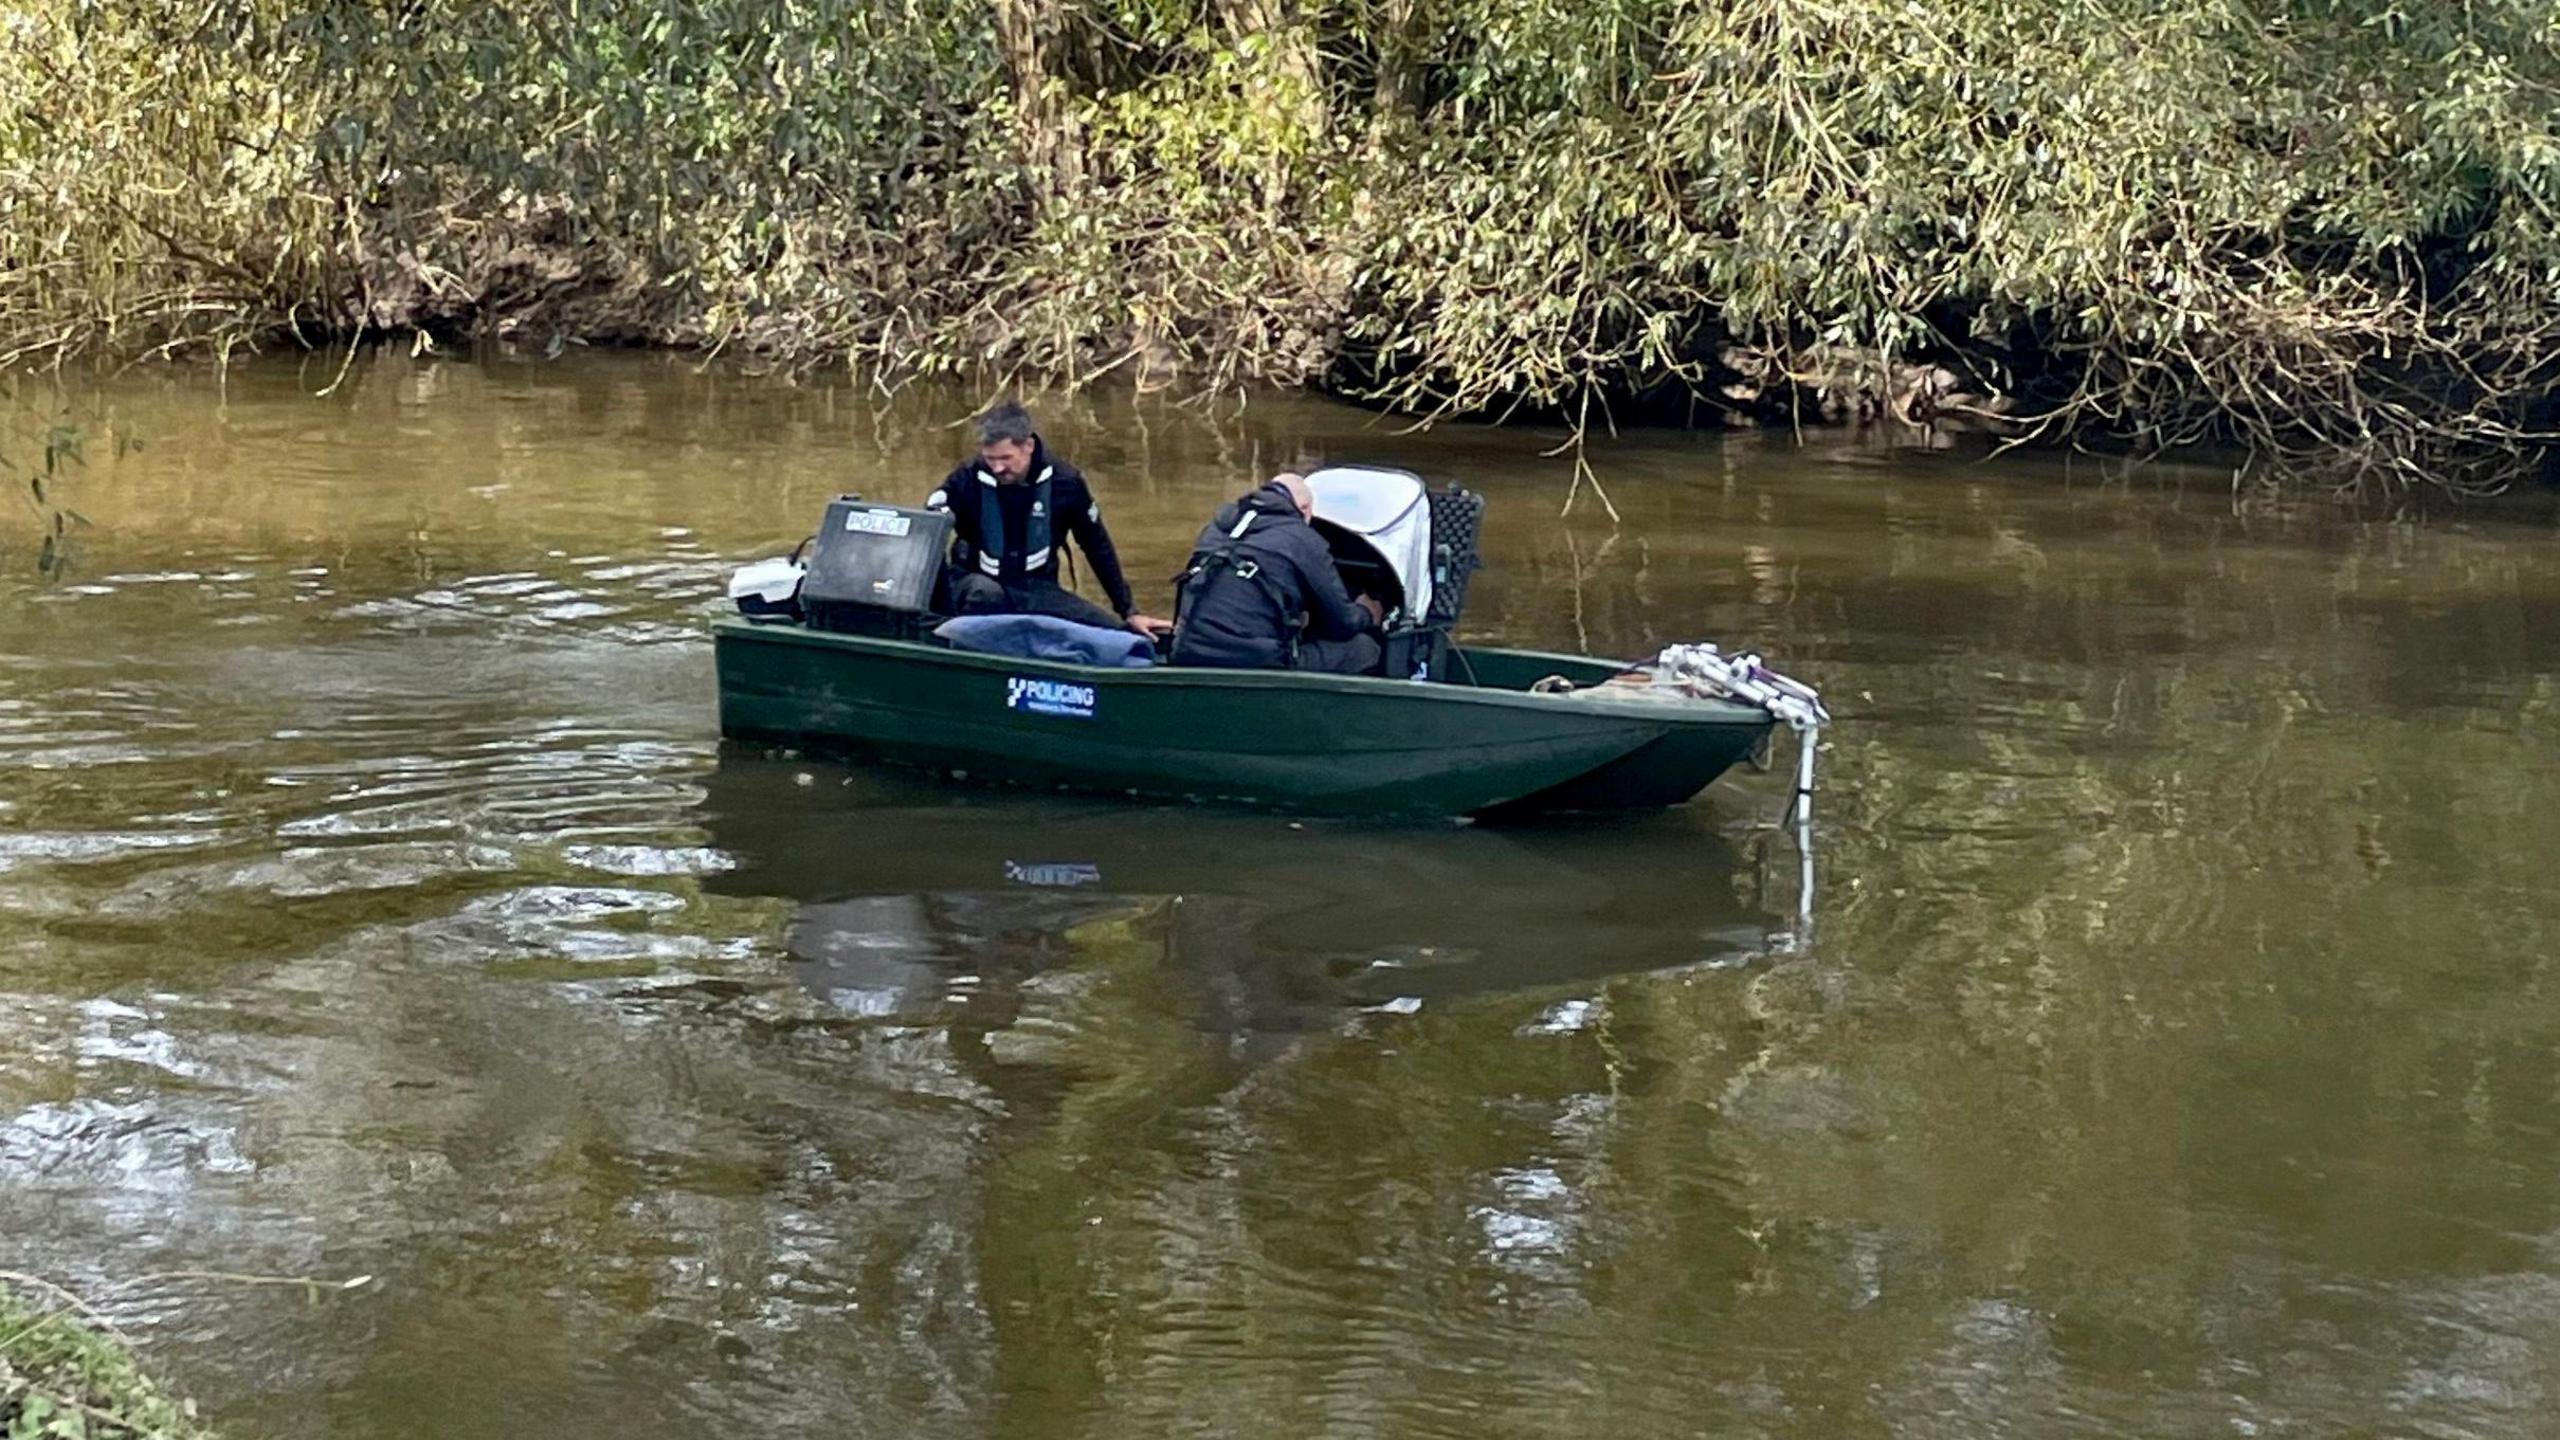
(701, 757, 1783, 1046)
(6, 352, 2560, 1438)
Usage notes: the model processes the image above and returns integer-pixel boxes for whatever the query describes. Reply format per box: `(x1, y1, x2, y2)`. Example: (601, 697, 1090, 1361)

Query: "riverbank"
(10, 1, 2560, 490)
(1, 1283, 211, 1439)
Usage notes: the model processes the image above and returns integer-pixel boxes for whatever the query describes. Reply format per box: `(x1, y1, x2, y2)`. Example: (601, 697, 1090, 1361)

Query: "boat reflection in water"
(701, 748, 1789, 1043)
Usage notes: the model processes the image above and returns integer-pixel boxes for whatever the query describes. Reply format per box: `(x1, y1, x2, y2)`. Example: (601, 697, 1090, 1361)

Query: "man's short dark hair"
(976, 401, 1036, 448)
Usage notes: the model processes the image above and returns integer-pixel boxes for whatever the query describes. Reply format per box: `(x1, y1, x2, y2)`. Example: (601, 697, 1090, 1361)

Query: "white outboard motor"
(729, 555, 807, 622)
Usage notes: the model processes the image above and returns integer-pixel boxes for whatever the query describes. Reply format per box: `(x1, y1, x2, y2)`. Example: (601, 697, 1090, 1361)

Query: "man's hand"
(1127, 612, 1173, 640)
(1354, 595, 1386, 626)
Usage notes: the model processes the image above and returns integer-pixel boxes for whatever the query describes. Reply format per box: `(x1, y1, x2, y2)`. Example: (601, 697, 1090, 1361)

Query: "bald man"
(1166, 473, 1385, 674)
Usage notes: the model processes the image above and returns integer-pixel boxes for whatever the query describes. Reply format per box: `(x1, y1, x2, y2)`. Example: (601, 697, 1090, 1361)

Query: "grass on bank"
(1, 1281, 212, 1440)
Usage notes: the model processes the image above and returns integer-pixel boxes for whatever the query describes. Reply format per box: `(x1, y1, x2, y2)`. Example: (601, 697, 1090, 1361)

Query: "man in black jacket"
(928, 403, 1166, 635)
(1168, 474, 1385, 674)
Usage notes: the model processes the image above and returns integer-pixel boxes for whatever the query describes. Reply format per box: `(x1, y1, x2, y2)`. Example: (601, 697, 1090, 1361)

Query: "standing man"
(928, 402, 1165, 636)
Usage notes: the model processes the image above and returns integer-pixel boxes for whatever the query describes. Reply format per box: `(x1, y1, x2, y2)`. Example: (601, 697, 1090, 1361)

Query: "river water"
(5, 352, 2560, 1437)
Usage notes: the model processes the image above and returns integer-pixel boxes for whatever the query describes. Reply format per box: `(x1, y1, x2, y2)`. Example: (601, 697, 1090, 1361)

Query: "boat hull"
(712, 618, 1771, 817)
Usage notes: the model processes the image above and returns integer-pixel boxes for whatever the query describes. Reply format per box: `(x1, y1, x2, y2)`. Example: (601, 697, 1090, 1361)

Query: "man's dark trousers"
(1293, 633, 1383, 676)
(947, 572, 1123, 631)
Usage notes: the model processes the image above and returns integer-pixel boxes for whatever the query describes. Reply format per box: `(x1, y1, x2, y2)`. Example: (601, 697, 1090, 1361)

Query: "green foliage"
(0, 1283, 212, 1440)
(8, 0, 2560, 486)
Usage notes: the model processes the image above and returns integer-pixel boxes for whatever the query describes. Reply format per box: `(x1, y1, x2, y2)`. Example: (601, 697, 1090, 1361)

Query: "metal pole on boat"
(1792, 724, 1819, 937)
(1791, 723, 1817, 830)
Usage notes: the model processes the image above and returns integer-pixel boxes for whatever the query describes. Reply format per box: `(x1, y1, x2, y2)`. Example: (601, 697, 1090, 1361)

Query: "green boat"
(715, 619, 1778, 817)
(715, 466, 1824, 820)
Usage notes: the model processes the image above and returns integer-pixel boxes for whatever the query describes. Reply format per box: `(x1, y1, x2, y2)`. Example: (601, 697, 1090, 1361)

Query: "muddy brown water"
(6, 352, 2560, 1437)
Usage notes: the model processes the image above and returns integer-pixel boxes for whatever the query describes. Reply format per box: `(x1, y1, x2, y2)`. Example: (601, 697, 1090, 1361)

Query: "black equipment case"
(800, 497, 954, 638)
(1379, 486, 1485, 682)
(1308, 481, 1486, 682)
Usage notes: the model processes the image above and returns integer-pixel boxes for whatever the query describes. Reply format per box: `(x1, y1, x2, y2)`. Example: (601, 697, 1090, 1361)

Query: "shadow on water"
(699, 747, 1789, 1038)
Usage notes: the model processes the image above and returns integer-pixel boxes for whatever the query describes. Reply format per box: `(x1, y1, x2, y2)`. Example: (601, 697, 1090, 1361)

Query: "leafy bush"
(8, 0, 2560, 487)
(0, 1282, 212, 1440)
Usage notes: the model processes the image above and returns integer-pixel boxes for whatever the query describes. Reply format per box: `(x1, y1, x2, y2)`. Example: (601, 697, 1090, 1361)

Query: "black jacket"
(928, 441, 1135, 617)
(1168, 483, 1379, 669)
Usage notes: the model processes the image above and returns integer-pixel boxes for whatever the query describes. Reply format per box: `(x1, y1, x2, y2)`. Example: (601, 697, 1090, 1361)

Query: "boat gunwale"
(710, 618, 1773, 730)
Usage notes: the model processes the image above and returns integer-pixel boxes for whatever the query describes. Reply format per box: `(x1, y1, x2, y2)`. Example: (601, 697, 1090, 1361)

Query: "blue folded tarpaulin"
(934, 614, 1157, 668)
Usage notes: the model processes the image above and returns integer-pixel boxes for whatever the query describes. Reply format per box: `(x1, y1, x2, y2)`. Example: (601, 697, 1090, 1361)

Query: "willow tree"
(9, 0, 2560, 489)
